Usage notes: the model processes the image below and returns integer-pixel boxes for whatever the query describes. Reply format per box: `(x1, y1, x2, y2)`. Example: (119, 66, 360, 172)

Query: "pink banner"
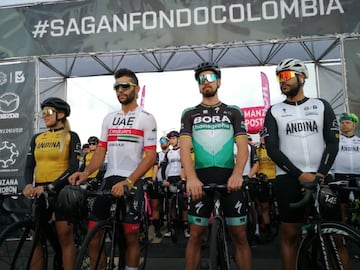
(261, 72, 271, 110)
(140, 85, 145, 108)
(242, 106, 266, 134)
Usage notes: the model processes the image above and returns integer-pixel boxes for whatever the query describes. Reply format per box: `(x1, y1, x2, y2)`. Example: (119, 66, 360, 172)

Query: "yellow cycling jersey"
(26, 129, 80, 184)
(256, 145, 276, 180)
(84, 151, 99, 178)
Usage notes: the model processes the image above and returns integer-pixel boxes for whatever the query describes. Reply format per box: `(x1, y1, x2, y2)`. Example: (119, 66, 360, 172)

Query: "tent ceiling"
(38, 35, 342, 79)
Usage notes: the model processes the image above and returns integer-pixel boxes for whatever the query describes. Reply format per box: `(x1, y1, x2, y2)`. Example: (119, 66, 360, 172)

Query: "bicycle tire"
(209, 218, 230, 270)
(139, 211, 149, 270)
(246, 204, 257, 245)
(168, 195, 178, 243)
(296, 222, 360, 270)
(0, 219, 48, 270)
(76, 220, 125, 270)
(269, 200, 280, 238)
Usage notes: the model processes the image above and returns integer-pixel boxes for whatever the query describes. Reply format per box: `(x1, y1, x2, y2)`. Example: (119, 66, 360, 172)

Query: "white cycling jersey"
(333, 134, 360, 174)
(98, 106, 157, 178)
(264, 97, 339, 177)
(166, 147, 182, 178)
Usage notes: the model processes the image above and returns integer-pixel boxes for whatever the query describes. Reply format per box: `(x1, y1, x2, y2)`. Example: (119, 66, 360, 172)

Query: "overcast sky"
(67, 65, 317, 146)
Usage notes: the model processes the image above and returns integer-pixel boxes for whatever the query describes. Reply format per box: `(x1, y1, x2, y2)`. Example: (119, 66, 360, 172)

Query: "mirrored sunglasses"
(113, 81, 137, 91)
(159, 138, 168, 144)
(197, 73, 218, 85)
(41, 108, 57, 117)
(276, 71, 297, 82)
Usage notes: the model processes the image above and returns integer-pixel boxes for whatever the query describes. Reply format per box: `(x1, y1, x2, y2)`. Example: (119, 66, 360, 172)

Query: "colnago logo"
(286, 119, 318, 136)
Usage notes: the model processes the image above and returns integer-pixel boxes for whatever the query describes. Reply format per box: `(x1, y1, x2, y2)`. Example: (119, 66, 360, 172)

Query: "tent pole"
(34, 56, 40, 133)
(339, 35, 349, 113)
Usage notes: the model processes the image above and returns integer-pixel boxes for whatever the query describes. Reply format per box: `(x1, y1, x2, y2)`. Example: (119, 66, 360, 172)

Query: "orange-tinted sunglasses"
(276, 70, 297, 82)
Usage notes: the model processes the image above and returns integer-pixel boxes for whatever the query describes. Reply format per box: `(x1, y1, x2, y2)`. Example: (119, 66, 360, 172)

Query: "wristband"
(126, 178, 134, 188)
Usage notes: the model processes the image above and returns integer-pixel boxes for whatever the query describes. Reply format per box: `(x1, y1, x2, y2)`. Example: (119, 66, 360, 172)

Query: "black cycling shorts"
(90, 176, 144, 224)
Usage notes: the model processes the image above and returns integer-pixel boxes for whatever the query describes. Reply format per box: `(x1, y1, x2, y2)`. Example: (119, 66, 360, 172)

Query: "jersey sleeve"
(317, 99, 339, 175)
(264, 106, 303, 179)
(233, 106, 247, 137)
(180, 107, 194, 138)
(143, 112, 157, 151)
(24, 134, 37, 185)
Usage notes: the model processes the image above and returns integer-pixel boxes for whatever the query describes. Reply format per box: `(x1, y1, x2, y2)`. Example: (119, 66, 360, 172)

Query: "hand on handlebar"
(68, 171, 89, 185)
(299, 173, 323, 190)
(227, 174, 243, 192)
(186, 177, 203, 201)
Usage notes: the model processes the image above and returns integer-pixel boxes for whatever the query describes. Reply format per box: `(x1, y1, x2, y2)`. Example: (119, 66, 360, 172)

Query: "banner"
(140, 85, 146, 108)
(242, 106, 265, 134)
(261, 72, 271, 110)
(0, 62, 35, 193)
(0, 0, 359, 59)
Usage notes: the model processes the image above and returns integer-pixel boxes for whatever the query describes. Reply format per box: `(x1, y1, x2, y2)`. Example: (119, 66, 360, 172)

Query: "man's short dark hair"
(114, 68, 139, 85)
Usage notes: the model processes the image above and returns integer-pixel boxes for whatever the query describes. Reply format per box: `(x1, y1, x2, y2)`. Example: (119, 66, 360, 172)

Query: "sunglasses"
(89, 142, 97, 145)
(276, 71, 298, 82)
(159, 138, 168, 144)
(113, 81, 137, 91)
(197, 73, 218, 85)
(41, 108, 57, 117)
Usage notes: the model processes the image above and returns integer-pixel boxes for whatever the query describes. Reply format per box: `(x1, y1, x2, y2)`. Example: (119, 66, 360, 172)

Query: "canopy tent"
(0, 0, 359, 222)
(0, 0, 359, 191)
(0, 0, 358, 114)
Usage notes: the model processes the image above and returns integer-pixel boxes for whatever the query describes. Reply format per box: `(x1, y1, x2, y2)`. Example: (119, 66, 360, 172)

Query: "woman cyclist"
(22, 97, 81, 270)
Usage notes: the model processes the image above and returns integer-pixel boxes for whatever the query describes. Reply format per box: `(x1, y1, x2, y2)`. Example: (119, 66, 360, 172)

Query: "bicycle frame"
(0, 191, 63, 270)
(203, 184, 231, 270)
(294, 180, 358, 270)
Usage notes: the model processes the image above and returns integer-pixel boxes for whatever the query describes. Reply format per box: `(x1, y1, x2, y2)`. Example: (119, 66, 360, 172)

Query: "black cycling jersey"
(263, 97, 339, 179)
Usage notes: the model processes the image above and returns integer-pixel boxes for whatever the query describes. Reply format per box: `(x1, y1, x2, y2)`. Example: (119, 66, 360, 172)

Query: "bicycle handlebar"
(289, 179, 351, 208)
(202, 184, 227, 190)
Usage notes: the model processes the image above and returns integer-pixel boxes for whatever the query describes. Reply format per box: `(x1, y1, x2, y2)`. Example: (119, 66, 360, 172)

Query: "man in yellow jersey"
(256, 127, 277, 242)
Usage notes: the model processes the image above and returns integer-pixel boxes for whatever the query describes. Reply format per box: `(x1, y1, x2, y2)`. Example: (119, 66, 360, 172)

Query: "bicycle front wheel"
(0, 219, 46, 270)
(209, 218, 230, 270)
(296, 222, 360, 270)
(76, 220, 125, 270)
(139, 212, 149, 270)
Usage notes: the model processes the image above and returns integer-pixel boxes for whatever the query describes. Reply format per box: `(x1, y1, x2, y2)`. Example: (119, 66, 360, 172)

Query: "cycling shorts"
(90, 176, 144, 226)
(146, 179, 164, 200)
(274, 174, 307, 223)
(33, 183, 68, 222)
(187, 188, 248, 226)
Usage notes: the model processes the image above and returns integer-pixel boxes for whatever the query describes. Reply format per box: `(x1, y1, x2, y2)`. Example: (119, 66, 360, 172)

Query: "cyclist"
(263, 58, 339, 270)
(69, 68, 157, 270)
(79, 136, 105, 191)
(332, 112, 360, 221)
(163, 130, 190, 239)
(255, 127, 277, 241)
(151, 136, 170, 237)
(180, 62, 252, 270)
(22, 97, 81, 270)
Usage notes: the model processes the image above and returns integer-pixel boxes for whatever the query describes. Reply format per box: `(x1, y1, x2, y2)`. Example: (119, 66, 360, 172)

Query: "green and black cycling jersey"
(180, 102, 247, 170)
